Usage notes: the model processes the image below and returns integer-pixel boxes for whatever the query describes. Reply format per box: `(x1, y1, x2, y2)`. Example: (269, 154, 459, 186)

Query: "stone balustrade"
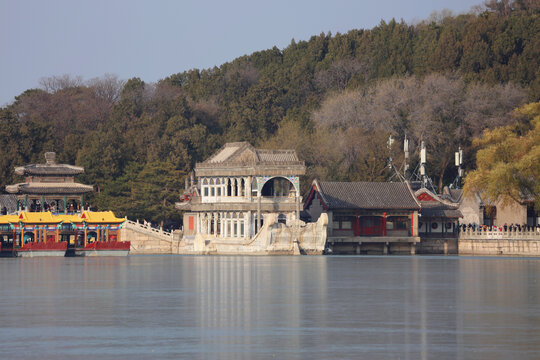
(459, 227, 540, 240)
(125, 219, 174, 240)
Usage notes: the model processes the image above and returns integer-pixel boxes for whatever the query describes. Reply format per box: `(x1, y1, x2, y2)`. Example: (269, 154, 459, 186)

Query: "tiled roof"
(316, 181, 420, 210)
(420, 208, 463, 218)
(415, 188, 463, 218)
(208, 144, 243, 163)
(5, 182, 94, 195)
(257, 150, 299, 163)
(81, 211, 125, 224)
(15, 164, 84, 176)
(13, 152, 84, 176)
(418, 201, 462, 218)
(200, 142, 302, 166)
(17, 211, 61, 224)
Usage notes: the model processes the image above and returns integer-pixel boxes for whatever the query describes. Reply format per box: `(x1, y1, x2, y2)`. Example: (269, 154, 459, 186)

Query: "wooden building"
(304, 180, 421, 254)
(5, 152, 93, 213)
(415, 188, 462, 238)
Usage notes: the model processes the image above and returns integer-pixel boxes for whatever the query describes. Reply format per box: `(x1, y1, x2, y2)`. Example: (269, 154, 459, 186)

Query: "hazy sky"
(1, 0, 482, 106)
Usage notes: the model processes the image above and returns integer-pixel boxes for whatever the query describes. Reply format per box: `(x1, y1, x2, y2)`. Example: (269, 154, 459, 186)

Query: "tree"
(464, 102, 540, 207)
(311, 74, 526, 190)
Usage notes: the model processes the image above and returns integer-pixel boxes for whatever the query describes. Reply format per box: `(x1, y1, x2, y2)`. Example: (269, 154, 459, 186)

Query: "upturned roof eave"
(5, 183, 94, 195)
(14, 164, 85, 176)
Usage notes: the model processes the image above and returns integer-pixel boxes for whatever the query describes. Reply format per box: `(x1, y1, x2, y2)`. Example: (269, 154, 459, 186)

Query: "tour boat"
(0, 211, 129, 257)
(0, 212, 67, 257)
(71, 211, 130, 257)
(0, 215, 19, 257)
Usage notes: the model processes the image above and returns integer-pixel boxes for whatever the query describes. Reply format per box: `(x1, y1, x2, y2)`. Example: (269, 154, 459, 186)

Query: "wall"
(495, 200, 527, 226)
(459, 193, 482, 225)
(306, 196, 325, 223)
(417, 238, 458, 254)
(458, 239, 540, 256)
(459, 192, 528, 226)
(121, 223, 179, 254)
(458, 228, 540, 256)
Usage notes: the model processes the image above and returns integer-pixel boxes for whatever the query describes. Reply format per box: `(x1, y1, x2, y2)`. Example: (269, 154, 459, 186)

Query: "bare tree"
(39, 74, 83, 93)
(86, 74, 125, 104)
(314, 58, 370, 92)
(311, 73, 526, 190)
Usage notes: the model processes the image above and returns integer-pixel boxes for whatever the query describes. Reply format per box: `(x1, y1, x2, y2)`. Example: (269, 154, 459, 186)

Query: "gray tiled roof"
(257, 150, 299, 163)
(419, 201, 462, 218)
(201, 142, 302, 166)
(5, 182, 93, 195)
(316, 181, 420, 210)
(415, 188, 463, 218)
(13, 152, 85, 176)
(448, 189, 463, 203)
(14, 164, 84, 176)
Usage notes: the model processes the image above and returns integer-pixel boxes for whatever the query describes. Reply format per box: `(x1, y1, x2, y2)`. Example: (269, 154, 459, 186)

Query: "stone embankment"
(458, 228, 540, 256)
(121, 220, 180, 254)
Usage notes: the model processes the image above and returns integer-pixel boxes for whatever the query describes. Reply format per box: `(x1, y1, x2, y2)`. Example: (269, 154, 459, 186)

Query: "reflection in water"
(0, 256, 539, 359)
(188, 256, 328, 359)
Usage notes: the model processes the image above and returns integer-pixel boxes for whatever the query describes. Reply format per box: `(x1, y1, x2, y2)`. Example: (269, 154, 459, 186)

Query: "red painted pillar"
(383, 212, 387, 236)
(410, 212, 414, 236)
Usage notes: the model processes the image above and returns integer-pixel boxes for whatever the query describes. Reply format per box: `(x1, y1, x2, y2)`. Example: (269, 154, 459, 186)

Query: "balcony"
(187, 195, 301, 212)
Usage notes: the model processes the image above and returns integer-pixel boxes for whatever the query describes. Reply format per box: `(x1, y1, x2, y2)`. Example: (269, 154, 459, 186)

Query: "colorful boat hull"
(15, 241, 68, 257)
(73, 241, 131, 257)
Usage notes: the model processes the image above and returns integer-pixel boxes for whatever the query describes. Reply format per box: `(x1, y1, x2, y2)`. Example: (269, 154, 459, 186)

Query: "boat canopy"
(0, 211, 125, 225)
(80, 211, 125, 224)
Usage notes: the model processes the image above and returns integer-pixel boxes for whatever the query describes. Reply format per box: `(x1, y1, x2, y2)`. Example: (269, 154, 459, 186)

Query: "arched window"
(261, 177, 295, 197)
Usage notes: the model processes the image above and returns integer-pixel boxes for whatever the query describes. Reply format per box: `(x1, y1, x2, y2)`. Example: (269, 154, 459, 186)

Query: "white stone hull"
(178, 213, 328, 255)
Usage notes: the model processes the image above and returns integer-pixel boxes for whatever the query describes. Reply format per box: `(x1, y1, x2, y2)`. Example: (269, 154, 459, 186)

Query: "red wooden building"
(304, 180, 421, 254)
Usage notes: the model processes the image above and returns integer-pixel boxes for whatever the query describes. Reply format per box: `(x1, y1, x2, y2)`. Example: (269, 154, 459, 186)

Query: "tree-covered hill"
(0, 0, 538, 225)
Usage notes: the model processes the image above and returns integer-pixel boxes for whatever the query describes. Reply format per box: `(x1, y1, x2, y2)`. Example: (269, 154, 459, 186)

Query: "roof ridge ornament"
(45, 152, 56, 165)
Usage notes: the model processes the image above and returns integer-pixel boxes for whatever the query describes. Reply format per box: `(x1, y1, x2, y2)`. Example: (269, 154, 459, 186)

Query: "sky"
(0, 0, 483, 106)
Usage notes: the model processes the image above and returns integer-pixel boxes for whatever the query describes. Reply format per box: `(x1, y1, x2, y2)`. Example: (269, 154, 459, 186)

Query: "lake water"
(1, 255, 539, 359)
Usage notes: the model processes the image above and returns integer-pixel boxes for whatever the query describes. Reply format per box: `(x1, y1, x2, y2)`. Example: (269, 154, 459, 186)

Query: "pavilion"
(5, 152, 93, 213)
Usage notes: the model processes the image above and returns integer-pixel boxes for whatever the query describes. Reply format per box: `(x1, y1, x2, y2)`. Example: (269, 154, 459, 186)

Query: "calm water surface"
(1, 255, 539, 359)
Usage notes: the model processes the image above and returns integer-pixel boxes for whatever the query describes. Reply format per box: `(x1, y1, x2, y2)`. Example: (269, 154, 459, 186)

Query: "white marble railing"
(125, 219, 174, 240)
(459, 228, 540, 240)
